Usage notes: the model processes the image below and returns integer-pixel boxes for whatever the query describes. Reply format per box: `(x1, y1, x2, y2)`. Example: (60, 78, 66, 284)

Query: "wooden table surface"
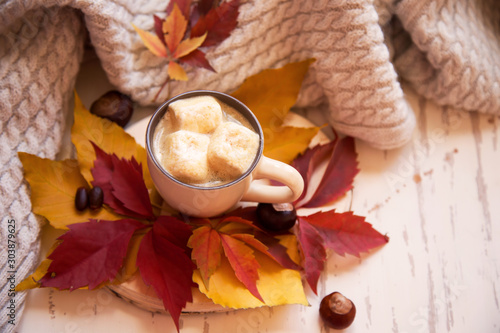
(17, 55, 500, 333)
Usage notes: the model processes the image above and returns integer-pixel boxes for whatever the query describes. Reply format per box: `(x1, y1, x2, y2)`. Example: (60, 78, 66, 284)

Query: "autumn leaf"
(231, 59, 318, 163)
(136, 216, 195, 331)
(91, 143, 155, 220)
(296, 211, 388, 293)
(174, 32, 207, 58)
(132, 24, 168, 57)
(16, 241, 61, 291)
(163, 3, 188, 53)
(188, 225, 222, 286)
(179, 49, 214, 71)
(193, 234, 308, 308)
(71, 92, 162, 210)
(168, 61, 188, 81)
(39, 219, 146, 290)
(18, 152, 120, 229)
(190, 0, 240, 47)
(263, 125, 319, 164)
(300, 136, 359, 208)
(166, 0, 192, 19)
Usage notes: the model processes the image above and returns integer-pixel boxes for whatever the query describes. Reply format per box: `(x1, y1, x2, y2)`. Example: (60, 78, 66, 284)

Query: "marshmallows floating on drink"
(153, 95, 260, 186)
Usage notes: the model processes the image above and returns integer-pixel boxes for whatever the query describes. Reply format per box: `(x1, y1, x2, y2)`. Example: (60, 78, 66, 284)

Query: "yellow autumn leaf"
(18, 152, 121, 229)
(71, 92, 162, 209)
(264, 125, 320, 164)
(193, 235, 308, 308)
(230, 59, 319, 163)
(16, 241, 61, 291)
(168, 61, 188, 81)
(132, 24, 168, 57)
(174, 32, 207, 58)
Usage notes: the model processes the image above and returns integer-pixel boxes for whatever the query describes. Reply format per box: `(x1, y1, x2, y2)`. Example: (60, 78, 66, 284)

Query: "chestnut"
(74, 187, 89, 211)
(90, 90, 133, 127)
(319, 292, 356, 329)
(88, 186, 104, 210)
(256, 203, 297, 232)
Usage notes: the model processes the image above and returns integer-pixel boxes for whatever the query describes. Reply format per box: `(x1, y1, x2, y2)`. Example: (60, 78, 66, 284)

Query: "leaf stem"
(154, 77, 171, 103)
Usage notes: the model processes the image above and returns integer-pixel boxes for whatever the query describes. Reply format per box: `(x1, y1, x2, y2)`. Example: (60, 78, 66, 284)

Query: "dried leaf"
(179, 49, 215, 71)
(301, 136, 359, 208)
(132, 24, 168, 57)
(136, 216, 195, 331)
(187, 225, 222, 285)
(39, 219, 146, 290)
(91, 143, 155, 220)
(163, 3, 188, 53)
(193, 235, 308, 308)
(71, 92, 161, 210)
(168, 61, 188, 81)
(191, 0, 240, 47)
(174, 32, 207, 58)
(220, 233, 263, 302)
(18, 152, 120, 229)
(263, 125, 319, 164)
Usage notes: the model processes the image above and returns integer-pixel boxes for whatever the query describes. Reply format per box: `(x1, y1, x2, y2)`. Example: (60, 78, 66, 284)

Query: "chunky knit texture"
(1, 1, 499, 331)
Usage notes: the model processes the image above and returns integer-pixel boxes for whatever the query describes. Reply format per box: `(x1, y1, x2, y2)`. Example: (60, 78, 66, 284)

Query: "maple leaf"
(231, 59, 319, 163)
(296, 211, 388, 293)
(18, 152, 121, 229)
(136, 216, 195, 331)
(91, 143, 155, 220)
(39, 219, 146, 290)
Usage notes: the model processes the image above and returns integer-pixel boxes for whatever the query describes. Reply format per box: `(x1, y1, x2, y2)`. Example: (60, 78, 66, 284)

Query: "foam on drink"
(153, 95, 260, 187)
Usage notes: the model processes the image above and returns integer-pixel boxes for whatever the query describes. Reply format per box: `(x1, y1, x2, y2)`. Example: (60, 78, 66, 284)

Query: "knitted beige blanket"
(1, 0, 499, 330)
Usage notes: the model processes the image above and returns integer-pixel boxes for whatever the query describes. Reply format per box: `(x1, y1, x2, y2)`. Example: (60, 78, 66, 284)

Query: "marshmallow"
(169, 96, 223, 133)
(159, 130, 210, 184)
(208, 122, 260, 180)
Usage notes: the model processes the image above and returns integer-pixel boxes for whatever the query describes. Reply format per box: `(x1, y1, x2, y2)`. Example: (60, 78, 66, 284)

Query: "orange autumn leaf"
(18, 153, 121, 230)
(132, 24, 168, 57)
(168, 61, 188, 81)
(174, 33, 207, 58)
(231, 59, 319, 163)
(163, 3, 188, 53)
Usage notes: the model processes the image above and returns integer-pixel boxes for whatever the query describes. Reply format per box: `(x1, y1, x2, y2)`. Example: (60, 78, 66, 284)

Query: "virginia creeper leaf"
(163, 3, 188, 53)
(91, 143, 154, 220)
(296, 217, 326, 294)
(137, 216, 195, 331)
(18, 152, 120, 229)
(16, 241, 61, 291)
(220, 234, 263, 302)
(153, 15, 165, 44)
(39, 219, 146, 290)
(190, 0, 240, 47)
(300, 210, 389, 257)
(132, 24, 168, 57)
(179, 49, 215, 71)
(187, 225, 222, 285)
(301, 136, 359, 208)
(71, 93, 162, 210)
(168, 61, 188, 81)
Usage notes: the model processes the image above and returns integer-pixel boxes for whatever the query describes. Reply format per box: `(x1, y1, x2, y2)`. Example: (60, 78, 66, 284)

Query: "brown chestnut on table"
(319, 292, 356, 330)
(90, 90, 133, 127)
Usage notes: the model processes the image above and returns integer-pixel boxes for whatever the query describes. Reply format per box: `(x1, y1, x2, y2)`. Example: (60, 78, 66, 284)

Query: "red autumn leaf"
(153, 15, 165, 44)
(166, 0, 193, 19)
(188, 225, 222, 283)
(300, 136, 359, 208)
(190, 0, 240, 47)
(253, 231, 302, 271)
(300, 210, 389, 257)
(91, 143, 154, 220)
(292, 139, 337, 205)
(220, 233, 264, 303)
(137, 216, 195, 332)
(179, 49, 215, 71)
(295, 217, 326, 294)
(39, 219, 146, 290)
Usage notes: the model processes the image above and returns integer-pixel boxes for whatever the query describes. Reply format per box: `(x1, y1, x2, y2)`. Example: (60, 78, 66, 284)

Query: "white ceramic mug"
(146, 90, 304, 218)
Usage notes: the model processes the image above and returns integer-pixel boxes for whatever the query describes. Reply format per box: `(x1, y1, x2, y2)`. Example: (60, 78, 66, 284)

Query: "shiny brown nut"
(88, 186, 104, 210)
(90, 90, 133, 127)
(75, 187, 89, 211)
(256, 203, 297, 232)
(319, 292, 356, 329)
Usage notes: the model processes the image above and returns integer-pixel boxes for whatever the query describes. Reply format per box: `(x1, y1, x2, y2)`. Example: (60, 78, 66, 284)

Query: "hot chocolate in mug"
(146, 90, 304, 218)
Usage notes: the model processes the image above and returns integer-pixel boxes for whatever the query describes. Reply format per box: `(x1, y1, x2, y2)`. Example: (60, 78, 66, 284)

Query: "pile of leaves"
(17, 60, 388, 332)
(133, 0, 240, 99)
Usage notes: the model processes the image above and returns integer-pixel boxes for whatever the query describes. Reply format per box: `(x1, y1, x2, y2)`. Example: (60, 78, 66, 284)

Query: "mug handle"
(241, 156, 304, 203)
